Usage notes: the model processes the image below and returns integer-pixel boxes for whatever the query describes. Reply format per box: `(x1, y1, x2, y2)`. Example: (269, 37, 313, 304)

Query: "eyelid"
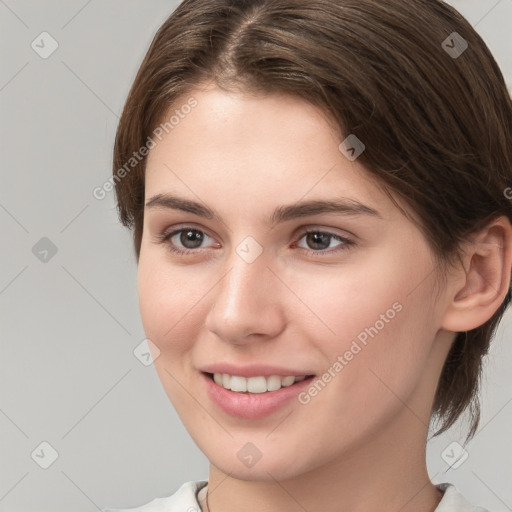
(292, 224, 356, 240)
(158, 222, 216, 242)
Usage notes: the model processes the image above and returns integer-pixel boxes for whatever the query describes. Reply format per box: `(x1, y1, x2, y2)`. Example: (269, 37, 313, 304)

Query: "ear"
(441, 216, 512, 332)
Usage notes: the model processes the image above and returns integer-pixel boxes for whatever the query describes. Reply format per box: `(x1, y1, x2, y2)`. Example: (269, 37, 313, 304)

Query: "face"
(138, 84, 452, 481)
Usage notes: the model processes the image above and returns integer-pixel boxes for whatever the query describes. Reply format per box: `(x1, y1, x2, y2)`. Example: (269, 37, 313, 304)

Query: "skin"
(138, 82, 512, 512)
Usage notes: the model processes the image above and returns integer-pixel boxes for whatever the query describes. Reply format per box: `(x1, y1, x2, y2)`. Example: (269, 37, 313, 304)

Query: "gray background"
(1, 1, 511, 511)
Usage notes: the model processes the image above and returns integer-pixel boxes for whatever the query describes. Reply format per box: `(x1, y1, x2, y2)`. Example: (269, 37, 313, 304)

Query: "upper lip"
(200, 363, 315, 378)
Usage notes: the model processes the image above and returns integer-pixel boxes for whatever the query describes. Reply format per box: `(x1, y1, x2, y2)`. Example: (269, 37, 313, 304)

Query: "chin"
(203, 440, 318, 482)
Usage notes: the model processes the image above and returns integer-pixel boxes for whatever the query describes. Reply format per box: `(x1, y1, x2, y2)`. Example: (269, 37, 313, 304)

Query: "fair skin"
(138, 83, 512, 512)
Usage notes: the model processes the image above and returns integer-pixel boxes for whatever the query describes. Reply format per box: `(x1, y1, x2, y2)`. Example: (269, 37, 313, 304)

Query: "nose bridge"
(205, 240, 284, 342)
(217, 246, 272, 317)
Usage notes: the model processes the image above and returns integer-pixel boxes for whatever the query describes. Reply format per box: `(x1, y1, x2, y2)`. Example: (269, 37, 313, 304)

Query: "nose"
(204, 248, 286, 344)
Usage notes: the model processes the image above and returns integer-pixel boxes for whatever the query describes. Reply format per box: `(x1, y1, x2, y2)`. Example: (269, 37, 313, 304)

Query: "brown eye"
(176, 229, 205, 249)
(296, 230, 354, 254)
(157, 227, 216, 255)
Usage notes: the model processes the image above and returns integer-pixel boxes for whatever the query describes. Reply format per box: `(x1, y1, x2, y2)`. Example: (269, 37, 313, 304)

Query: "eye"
(295, 229, 354, 255)
(155, 226, 355, 257)
(156, 227, 218, 255)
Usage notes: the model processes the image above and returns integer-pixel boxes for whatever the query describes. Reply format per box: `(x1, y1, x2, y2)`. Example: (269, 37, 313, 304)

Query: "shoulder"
(435, 483, 492, 512)
(101, 480, 208, 512)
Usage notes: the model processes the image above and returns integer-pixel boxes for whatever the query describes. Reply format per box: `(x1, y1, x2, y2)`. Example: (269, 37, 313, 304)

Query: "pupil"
(307, 232, 329, 250)
(181, 229, 203, 248)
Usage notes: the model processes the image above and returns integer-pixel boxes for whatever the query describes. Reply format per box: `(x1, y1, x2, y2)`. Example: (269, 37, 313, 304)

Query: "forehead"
(144, 85, 401, 222)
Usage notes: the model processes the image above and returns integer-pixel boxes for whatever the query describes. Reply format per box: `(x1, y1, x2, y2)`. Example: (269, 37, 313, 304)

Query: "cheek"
(137, 254, 203, 355)
(137, 255, 209, 411)
(285, 257, 410, 351)
(294, 249, 438, 412)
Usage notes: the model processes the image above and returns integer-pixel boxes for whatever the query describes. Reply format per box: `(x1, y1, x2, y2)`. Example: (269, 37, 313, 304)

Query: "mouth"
(201, 371, 317, 419)
(203, 371, 316, 394)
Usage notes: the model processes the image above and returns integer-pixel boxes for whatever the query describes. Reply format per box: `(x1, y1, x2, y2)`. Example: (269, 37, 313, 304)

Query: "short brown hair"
(112, 0, 512, 440)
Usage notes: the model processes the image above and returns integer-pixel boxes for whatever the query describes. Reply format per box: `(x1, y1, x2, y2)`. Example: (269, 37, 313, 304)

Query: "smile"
(211, 372, 309, 393)
(202, 372, 316, 419)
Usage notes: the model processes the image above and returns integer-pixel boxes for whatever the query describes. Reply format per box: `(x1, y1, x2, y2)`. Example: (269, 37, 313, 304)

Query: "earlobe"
(441, 216, 512, 333)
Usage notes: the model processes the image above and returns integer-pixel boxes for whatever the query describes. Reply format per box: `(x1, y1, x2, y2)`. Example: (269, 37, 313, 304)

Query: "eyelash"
(155, 226, 355, 257)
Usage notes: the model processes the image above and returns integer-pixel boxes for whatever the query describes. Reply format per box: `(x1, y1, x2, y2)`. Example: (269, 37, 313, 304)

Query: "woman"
(103, 0, 512, 510)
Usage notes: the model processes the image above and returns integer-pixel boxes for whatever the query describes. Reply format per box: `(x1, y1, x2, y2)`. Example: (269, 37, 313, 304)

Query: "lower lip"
(202, 372, 315, 419)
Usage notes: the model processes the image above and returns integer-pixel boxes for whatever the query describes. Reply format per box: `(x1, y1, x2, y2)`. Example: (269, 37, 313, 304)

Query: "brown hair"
(112, 0, 512, 441)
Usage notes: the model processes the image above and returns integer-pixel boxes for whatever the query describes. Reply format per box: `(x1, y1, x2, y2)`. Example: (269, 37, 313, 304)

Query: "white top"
(101, 481, 491, 512)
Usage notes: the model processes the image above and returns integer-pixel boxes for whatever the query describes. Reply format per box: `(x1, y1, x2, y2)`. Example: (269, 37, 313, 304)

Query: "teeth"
(212, 373, 308, 393)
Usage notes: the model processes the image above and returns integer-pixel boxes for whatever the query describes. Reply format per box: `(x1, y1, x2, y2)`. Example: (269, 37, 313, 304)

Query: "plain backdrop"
(1, 1, 511, 511)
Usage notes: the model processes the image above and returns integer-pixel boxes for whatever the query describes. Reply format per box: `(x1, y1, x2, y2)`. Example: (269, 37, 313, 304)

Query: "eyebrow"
(145, 193, 382, 225)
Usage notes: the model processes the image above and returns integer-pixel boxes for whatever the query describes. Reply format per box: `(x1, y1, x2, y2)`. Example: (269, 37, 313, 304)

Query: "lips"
(199, 362, 316, 378)
(201, 371, 316, 419)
